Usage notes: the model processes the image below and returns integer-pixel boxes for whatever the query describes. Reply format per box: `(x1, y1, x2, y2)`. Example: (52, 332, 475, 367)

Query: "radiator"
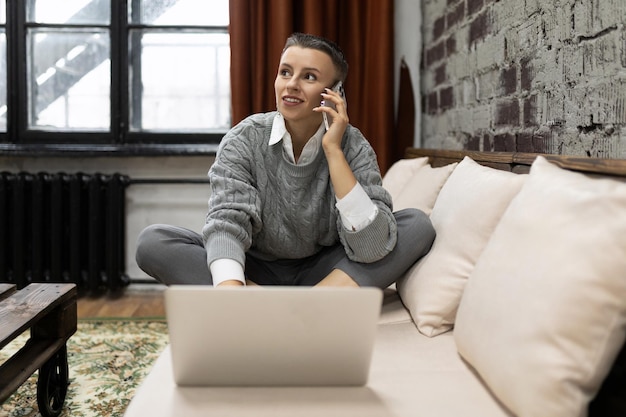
(0, 171, 130, 292)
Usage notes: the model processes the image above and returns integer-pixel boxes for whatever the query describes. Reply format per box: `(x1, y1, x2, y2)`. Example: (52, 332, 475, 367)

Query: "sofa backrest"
(403, 147, 626, 417)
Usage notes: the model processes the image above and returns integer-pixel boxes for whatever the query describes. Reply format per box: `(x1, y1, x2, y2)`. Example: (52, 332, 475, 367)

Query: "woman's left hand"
(315, 88, 349, 153)
(315, 87, 355, 199)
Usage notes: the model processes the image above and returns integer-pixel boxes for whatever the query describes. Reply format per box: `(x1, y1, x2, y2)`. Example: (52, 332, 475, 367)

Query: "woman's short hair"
(282, 32, 349, 83)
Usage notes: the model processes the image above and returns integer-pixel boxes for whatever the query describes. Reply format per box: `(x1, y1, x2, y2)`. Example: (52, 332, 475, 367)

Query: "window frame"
(1, 0, 228, 153)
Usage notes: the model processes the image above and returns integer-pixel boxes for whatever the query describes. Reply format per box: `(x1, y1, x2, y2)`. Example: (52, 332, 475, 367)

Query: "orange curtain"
(229, 0, 395, 171)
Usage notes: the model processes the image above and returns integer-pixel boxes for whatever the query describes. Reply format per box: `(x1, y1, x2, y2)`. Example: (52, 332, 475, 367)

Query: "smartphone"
(322, 81, 346, 131)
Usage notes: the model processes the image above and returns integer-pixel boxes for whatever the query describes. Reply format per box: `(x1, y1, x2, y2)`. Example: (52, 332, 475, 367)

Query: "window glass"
(127, 0, 230, 133)
(0, 31, 6, 132)
(129, 0, 229, 26)
(5, 0, 229, 144)
(28, 29, 110, 131)
(129, 31, 230, 132)
(27, 0, 111, 25)
(1, 0, 5, 132)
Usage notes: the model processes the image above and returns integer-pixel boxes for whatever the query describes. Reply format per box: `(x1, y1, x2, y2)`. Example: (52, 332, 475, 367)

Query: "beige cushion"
(397, 157, 526, 337)
(382, 157, 429, 202)
(393, 162, 458, 215)
(454, 156, 626, 417)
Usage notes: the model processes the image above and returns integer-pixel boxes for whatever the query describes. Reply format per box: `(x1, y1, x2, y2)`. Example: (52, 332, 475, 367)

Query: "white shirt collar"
(269, 113, 326, 165)
(269, 113, 287, 146)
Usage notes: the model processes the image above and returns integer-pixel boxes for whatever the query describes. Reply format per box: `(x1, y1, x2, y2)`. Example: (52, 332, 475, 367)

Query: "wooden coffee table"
(0, 283, 77, 417)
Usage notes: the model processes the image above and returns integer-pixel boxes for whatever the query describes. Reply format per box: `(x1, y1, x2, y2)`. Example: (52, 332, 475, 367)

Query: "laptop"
(164, 286, 383, 387)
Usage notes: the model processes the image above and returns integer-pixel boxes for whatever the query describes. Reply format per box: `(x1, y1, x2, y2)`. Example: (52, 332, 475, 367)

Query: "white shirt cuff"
(335, 182, 379, 231)
(209, 258, 246, 286)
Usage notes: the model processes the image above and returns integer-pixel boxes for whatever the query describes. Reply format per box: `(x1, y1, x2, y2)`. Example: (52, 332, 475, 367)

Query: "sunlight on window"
(29, 0, 109, 24)
(152, 0, 229, 26)
(136, 32, 230, 131)
(129, 0, 231, 132)
(36, 67, 56, 85)
(29, 29, 110, 131)
(0, 30, 5, 132)
(37, 61, 110, 129)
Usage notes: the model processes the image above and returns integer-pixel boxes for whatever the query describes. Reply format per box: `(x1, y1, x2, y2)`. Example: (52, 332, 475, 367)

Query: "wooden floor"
(77, 283, 166, 319)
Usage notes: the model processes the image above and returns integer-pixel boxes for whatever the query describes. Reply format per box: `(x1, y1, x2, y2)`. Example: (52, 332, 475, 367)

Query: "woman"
(136, 33, 435, 287)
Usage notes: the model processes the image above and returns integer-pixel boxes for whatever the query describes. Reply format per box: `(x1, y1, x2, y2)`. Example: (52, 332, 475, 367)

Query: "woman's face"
(274, 46, 337, 131)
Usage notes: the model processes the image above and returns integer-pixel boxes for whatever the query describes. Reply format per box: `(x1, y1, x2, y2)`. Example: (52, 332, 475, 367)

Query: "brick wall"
(421, 0, 626, 158)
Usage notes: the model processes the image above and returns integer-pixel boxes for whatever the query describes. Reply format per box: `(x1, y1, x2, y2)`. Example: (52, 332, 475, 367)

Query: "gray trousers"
(135, 208, 435, 288)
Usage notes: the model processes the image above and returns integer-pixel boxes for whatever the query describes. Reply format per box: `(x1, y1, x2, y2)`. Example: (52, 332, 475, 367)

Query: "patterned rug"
(0, 319, 169, 417)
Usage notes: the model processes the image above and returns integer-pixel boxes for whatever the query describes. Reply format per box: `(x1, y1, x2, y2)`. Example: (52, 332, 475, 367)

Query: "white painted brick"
(539, 48, 563, 87)
(445, 108, 462, 131)
(622, 29, 626, 68)
(473, 104, 492, 130)
(448, 50, 471, 80)
(449, 25, 470, 76)
(540, 5, 561, 46)
(447, 107, 474, 132)
(421, 114, 436, 139)
(491, 0, 526, 33)
(524, 0, 541, 18)
(424, 134, 446, 150)
(573, 130, 623, 158)
(586, 81, 626, 124)
(463, 78, 477, 105)
(572, 0, 592, 37)
(475, 69, 499, 102)
(476, 34, 506, 71)
(423, 0, 449, 44)
(504, 28, 520, 61)
(561, 44, 584, 84)
(544, 90, 566, 125)
(441, 134, 466, 150)
(420, 0, 626, 154)
(422, 114, 451, 139)
(564, 87, 588, 126)
(468, 45, 480, 75)
(591, 0, 626, 35)
(517, 17, 541, 51)
(581, 31, 621, 78)
(532, 90, 548, 126)
(456, 24, 470, 51)
(555, 129, 589, 156)
(555, 2, 573, 42)
(534, 125, 559, 153)
(433, 111, 452, 133)
(422, 68, 436, 90)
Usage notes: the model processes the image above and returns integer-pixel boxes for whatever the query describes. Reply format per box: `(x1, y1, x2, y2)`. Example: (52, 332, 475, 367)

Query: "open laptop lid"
(165, 286, 383, 387)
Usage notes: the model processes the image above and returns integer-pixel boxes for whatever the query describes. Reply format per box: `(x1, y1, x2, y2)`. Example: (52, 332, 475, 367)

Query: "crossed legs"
(135, 208, 435, 288)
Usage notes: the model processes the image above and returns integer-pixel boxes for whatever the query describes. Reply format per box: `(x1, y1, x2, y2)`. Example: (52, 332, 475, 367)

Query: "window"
(128, 1, 230, 133)
(1, 0, 230, 150)
(27, 0, 111, 132)
(0, 0, 6, 132)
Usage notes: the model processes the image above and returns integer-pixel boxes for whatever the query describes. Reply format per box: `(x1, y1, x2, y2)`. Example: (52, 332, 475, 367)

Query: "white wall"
(0, 155, 214, 281)
(394, 0, 422, 147)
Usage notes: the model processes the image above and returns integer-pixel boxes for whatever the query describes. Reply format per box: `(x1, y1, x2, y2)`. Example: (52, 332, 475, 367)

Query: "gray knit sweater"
(203, 112, 397, 268)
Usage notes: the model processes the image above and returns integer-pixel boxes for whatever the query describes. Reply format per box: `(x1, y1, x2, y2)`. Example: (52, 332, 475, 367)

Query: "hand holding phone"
(322, 81, 346, 131)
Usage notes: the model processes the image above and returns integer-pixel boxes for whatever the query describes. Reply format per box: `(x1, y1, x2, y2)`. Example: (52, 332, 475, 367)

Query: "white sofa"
(125, 148, 626, 417)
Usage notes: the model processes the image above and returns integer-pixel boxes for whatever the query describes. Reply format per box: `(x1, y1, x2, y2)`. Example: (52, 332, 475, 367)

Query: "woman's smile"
(282, 95, 304, 105)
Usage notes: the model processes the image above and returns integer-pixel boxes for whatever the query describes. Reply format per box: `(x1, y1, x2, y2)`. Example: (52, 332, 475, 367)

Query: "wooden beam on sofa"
(405, 148, 626, 178)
